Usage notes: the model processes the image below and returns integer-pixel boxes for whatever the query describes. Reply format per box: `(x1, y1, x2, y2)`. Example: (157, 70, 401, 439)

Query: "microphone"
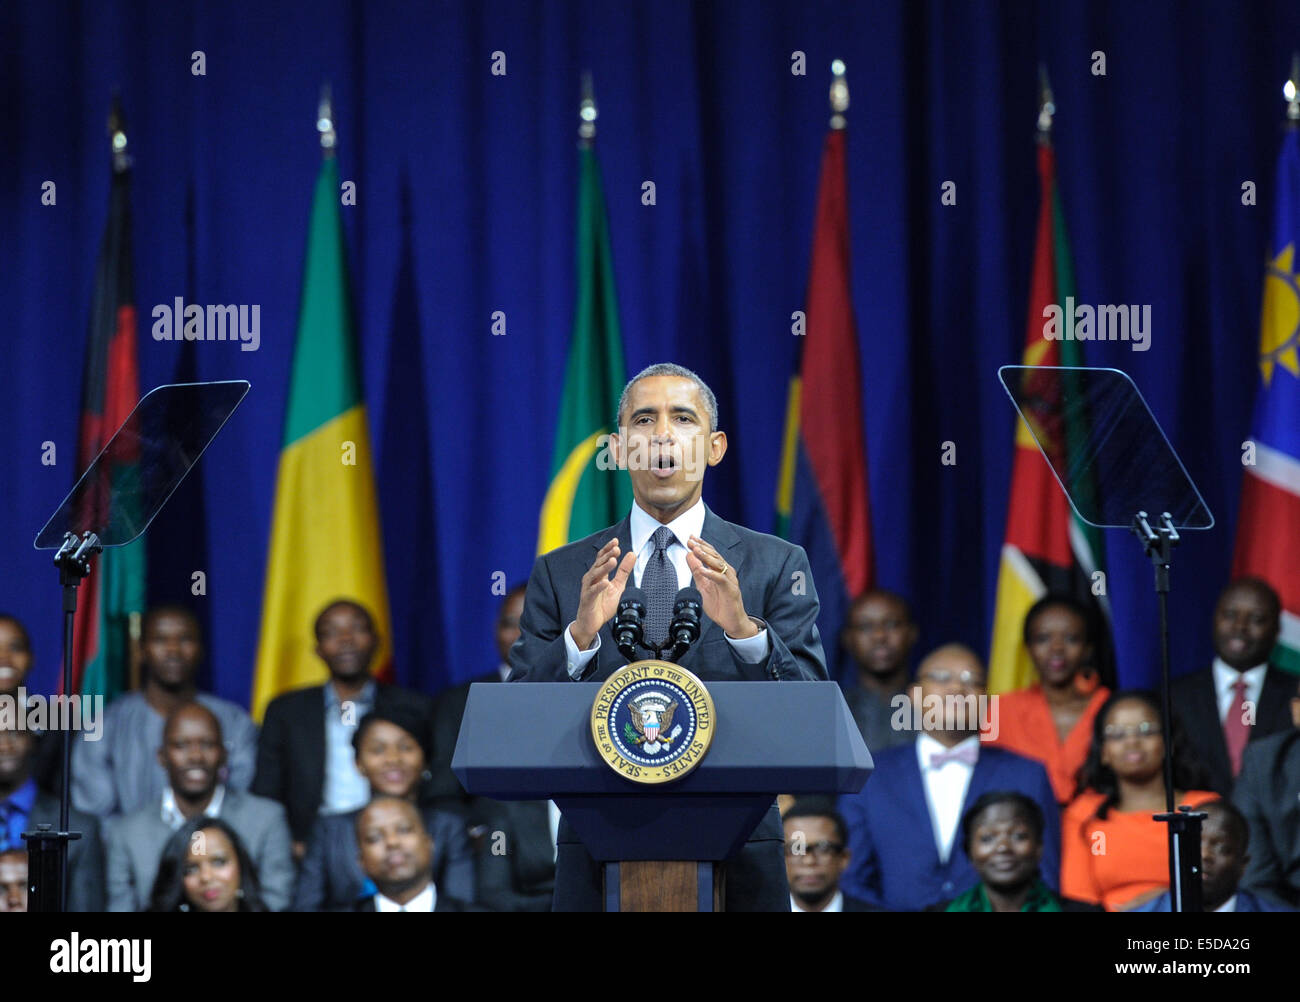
(614, 586, 647, 662)
(664, 586, 702, 663)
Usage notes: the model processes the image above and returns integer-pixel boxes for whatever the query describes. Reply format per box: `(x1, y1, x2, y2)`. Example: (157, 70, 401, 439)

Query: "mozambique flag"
(536, 146, 631, 554)
(988, 139, 1108, 694)
(252, 157, 391, 720)
(1231, 126, 1300, 675)
(775, 127, 873, 680)
(69, 126, 146, 701)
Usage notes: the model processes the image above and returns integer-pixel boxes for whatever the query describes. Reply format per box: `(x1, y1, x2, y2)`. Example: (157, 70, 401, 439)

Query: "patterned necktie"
(642, 526, 678, 649)
(1223, 676, 1251, 777)
(928, 743, 978, 769)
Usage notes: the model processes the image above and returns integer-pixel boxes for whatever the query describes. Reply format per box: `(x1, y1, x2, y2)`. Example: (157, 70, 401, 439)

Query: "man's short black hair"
(960, 791, 1045, 856)
(1218, 576, 1282, 622)
(782, 799, 848, 847)
(1201, 798, 1250, 852)
(142, 604, 203, 641)
(313, 599, 376, 641)
(616, 362, 719, 432)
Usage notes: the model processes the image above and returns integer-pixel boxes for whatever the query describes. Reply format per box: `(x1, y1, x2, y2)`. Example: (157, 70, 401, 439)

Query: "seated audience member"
(472, 798, 557, 912)
(1134, 799, 1293, 912)
(838, 644, 1059, 911)
(73, 605, 258, 819)
(147, 816, 268, 912)
(1062, 690, 1216, 910)
(992, 595, 1110, 803)
(1171, 577, 1295, 795)
(353, 796, 483, 911)
(105, 703, 294, 911)
(935, 792, 1100, 912)
(840, 590, 919, 754)
(783, 801, 876, 911)
(253, 599, 434, 859)
(0, 720, 104, 911)
(292, 707, 474, 910)
(0, 614, 60, 792)
(0, 849, 27, 912)
(1233, 677, 1300, 907)
(428, 584, 526, 811)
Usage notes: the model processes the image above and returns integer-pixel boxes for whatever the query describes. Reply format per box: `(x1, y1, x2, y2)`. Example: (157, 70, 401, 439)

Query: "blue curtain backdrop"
(3, 0, 1297, 706)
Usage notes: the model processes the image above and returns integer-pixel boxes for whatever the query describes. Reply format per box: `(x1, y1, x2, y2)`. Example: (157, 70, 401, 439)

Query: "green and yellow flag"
(252, 157, 391, 720)
(536, 146, 631, 553)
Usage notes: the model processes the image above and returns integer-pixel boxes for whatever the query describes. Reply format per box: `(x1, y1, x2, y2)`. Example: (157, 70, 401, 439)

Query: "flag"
(775, 127, 873, 680)
(536, 146, 632, 553)
(988, 139, 1109, 694)
(70, 122, 146, 701)
(146, 184, 213, 690)
(1231, 126, 1300, 675)
(251, 157, 391, 720)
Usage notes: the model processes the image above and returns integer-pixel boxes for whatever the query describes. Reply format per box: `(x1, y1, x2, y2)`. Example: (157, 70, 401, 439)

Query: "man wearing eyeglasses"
(782, 802, 877, 911)
(837, 644, 1060, 910)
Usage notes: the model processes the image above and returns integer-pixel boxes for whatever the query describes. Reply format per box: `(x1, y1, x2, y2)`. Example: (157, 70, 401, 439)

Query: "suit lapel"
(696, 505, 744, 646)
(894, 746, 944, 863)
(1256, 666, 1295, 737)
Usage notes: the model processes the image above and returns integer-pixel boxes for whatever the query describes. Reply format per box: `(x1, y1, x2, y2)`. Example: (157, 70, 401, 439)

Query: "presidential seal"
(590, 661, 715, 784)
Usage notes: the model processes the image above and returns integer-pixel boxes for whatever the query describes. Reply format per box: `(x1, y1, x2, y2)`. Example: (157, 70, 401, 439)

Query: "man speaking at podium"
(509, 362, 828, 911)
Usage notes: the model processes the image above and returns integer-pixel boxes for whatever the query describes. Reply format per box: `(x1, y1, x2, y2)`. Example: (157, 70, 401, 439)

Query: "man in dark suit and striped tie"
(509, 363, 828, 911)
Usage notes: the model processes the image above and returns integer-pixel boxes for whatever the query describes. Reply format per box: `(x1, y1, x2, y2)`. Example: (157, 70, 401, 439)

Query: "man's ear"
(707, 430, 728, 467)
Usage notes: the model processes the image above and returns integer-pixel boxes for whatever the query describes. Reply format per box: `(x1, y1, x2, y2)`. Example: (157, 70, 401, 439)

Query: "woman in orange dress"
(991, 595, 1110, 803)
(1061, 690, 1216, 910)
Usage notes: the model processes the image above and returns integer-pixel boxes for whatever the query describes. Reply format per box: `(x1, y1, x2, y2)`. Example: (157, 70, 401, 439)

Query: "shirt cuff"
(725, 623, 769, 663)
(564, 624, 601, 680)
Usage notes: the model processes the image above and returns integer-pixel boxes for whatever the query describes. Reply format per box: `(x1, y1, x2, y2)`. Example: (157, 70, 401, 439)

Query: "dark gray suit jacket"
(30, 791, 105, 912)
(104, 788, 294, 911)
(508, 504, 827, 910)
(1234, 728, 1300, 908)
(292, 805, 475, 911)
(473, 799, 556, 912)
(1171, 664, 1295, 795)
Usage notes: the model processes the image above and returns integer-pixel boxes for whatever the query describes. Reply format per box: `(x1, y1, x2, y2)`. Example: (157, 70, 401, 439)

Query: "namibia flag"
(776, 127, 873, 681)
(251, 157, 392, 720)
(1231, 126, 1300, 675)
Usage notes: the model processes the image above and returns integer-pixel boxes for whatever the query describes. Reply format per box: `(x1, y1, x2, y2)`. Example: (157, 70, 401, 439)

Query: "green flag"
(536, 147, 631, 553)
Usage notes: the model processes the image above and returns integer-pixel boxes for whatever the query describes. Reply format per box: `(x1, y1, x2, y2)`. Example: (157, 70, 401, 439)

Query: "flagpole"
(1285, 53, 1299, 126)
(318, 82, 336, 157)
(829, 59, 848, 130)
(579, 71, 596, 147)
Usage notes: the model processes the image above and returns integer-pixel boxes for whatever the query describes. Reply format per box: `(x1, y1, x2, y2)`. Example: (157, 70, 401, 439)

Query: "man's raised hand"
(570, 539, 637, 651)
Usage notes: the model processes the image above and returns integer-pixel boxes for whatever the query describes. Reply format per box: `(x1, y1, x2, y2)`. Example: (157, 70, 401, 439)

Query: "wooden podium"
(452, 680, 872, 912)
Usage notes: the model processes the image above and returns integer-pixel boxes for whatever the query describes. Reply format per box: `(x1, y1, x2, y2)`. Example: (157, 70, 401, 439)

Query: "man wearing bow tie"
(509, 363, 828, 911)
(837, 644, 1060, 911)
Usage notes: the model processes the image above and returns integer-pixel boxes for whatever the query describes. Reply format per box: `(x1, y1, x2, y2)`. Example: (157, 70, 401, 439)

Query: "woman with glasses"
(1060, 690, 1214, 910)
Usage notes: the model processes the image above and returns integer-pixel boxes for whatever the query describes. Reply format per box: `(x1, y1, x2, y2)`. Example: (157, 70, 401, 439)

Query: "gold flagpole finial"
(579, 71, 597, 146)
(317, 82, 337, 156)
(829, 59, 848, 130)
(1037, 64, 1055, 143)
(1285, 53, 1300, 124)
(108, 93, 131, 173)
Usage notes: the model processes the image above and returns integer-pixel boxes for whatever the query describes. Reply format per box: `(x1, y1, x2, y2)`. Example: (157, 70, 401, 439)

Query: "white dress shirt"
(791, 890, 843, 912)
(563, 499, 769, 677)
(375, 882, 436, 912)
(548, 800, 561, 861)
(916, 733, 980, 863)
(160, 784, 226, 829)
(1211, 658, 1267, 724)
(1214, 894, 1238, 913)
